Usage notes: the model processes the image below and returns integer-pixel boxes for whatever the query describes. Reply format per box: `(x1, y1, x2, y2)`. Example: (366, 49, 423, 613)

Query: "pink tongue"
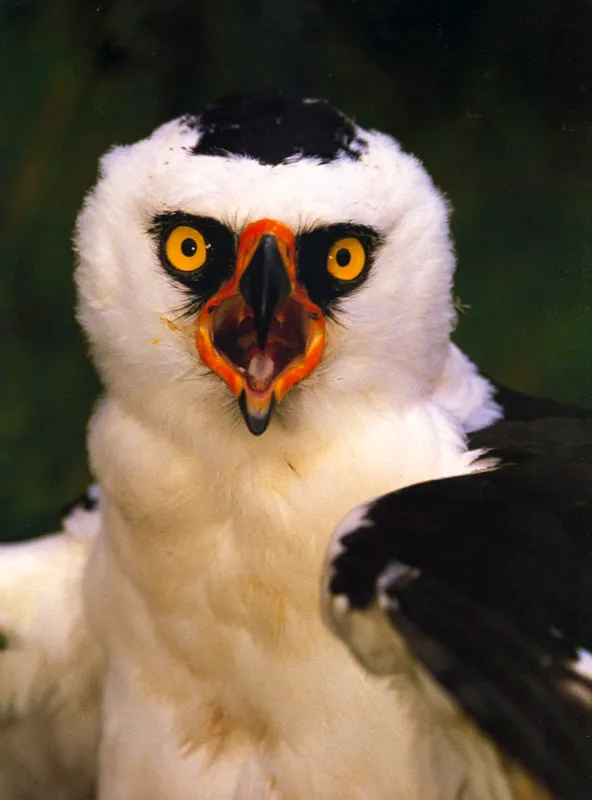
(246, 352, 275, 392)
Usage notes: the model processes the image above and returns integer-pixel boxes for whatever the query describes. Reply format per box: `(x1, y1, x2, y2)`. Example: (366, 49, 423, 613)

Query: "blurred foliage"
(0, 0, 590, 539)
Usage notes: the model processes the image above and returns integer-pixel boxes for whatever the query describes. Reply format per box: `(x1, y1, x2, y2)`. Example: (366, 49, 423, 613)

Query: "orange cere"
(236, 218, 297, 283)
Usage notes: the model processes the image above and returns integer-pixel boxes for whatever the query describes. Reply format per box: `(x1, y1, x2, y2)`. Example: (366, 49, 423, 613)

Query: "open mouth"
(196, 218, 325, 436)
(213, 295, 308, 395)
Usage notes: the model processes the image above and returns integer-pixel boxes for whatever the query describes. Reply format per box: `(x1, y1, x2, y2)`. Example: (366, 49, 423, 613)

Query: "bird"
(0, 91, 589, 800)
(0, 487, 102, 800)
(325, 386, 592, 800)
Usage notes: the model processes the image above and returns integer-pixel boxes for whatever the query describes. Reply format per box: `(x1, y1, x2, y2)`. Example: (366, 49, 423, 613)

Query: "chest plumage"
(7, 92, 565, 800)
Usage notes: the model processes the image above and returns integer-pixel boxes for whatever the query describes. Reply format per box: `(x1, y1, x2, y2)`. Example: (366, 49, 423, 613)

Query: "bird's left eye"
(165, 226, 208, 272)
(327, 238, 366, 281)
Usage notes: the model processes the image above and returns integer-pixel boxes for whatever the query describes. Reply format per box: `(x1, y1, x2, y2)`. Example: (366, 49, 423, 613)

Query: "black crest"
(188, 91, 367, 166)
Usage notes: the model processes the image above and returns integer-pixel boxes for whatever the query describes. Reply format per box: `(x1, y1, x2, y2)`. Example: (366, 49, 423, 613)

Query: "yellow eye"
(165, 226, 208, 272)
(327, 237, 366, 281)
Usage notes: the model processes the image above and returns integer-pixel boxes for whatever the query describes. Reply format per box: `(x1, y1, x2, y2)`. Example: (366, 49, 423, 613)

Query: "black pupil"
(335, 247, 351, 267)
(181, 237, 198, 257)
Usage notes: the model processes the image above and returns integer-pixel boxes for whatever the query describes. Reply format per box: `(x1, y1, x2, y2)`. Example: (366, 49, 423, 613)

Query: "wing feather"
(325, 408, 592, 800)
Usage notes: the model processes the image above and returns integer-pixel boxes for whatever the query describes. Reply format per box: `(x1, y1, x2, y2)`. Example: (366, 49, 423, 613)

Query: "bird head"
(75, 93, 456, 440)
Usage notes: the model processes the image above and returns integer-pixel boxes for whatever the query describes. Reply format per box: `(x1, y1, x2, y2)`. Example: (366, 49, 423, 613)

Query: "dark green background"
(1, 0, 590, 539)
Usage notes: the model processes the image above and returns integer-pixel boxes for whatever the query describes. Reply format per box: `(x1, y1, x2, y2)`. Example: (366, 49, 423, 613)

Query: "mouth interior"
(212, 296, 308, 394)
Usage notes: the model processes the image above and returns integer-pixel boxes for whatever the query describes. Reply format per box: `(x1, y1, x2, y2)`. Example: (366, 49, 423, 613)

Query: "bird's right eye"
(165, 226, 209, 272)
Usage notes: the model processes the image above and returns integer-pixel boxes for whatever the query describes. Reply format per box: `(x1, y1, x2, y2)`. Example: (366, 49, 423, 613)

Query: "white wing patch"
(62, 484, 101, 539)
(322, 500, 415, 676)
(573, 649, 592, 681)
(0, 489, 103, 800)
(377, 563, 421, 611)
(326, 500, 373, 564)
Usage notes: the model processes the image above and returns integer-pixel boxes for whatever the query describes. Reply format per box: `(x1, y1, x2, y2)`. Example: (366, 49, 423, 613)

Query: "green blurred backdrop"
(1, 0, 590, 539)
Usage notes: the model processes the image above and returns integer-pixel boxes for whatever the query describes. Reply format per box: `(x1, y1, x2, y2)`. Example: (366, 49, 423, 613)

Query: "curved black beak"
(238, 233, 291, 350)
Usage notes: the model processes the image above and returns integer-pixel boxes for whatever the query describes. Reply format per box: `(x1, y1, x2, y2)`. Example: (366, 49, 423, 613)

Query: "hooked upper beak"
(196, 219, 325, 435)
(239, 233, 292, 351)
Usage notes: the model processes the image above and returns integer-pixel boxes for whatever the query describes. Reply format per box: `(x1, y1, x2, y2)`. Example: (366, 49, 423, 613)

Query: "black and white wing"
(0, 488, 103, 800)
(324, 388, 592, 800)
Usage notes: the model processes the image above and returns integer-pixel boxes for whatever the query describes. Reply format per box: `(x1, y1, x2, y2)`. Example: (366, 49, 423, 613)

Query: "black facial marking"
(297, 224, 382, 316)
(150, 212, 235, 309)
(188, 91, 367, 166)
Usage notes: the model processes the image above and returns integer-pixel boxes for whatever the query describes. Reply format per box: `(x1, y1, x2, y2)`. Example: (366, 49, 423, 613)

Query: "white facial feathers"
(75, 110, 460, 435)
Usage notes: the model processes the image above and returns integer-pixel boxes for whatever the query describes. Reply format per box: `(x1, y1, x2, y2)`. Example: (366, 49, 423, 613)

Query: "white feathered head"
(75, 93, 456, 440)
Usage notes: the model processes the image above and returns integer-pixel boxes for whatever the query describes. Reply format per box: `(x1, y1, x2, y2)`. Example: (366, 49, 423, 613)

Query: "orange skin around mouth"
(196, 219, 325, 418)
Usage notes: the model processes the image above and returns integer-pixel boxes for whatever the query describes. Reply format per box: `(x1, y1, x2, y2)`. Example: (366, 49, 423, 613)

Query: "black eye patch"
(296, 224, 382, 317)
(150, 212, 236, 309)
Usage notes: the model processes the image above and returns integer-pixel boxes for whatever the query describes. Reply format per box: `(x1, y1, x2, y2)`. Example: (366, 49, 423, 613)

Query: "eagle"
(0, 92, 590, 800)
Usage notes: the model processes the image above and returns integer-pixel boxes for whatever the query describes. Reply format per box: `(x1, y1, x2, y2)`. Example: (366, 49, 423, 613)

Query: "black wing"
(327, 388, 592, 800)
